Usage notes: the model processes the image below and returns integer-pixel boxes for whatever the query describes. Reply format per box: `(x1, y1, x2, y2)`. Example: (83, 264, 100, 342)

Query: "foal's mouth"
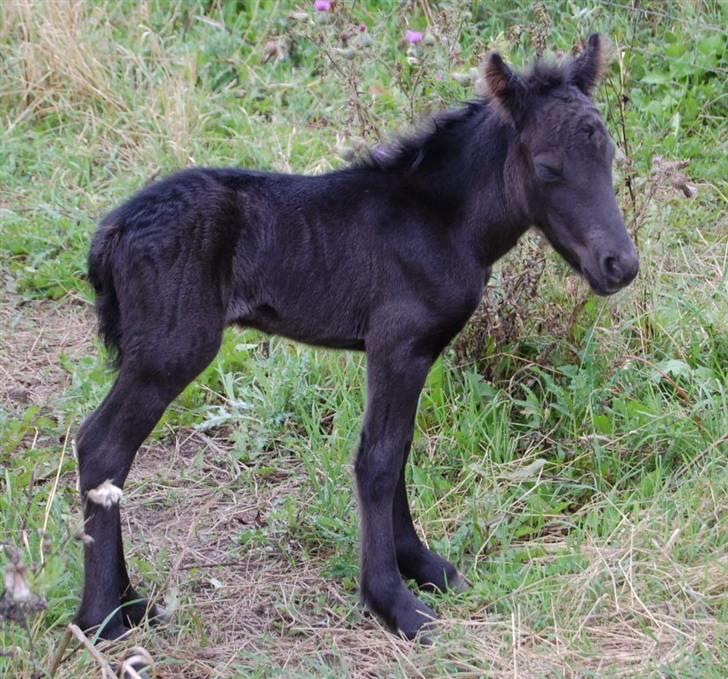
(538, 223, 636, 297)
(557, 244, 625, 296)
(542, 239, 612, 295)
(580, 266, 622, 296)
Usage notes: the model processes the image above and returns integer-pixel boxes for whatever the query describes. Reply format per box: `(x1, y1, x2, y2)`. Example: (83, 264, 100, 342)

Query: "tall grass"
(1, 1, 726, 676)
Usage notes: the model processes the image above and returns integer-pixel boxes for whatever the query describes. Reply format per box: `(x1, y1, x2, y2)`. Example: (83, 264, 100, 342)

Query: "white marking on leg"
(74, 530, 95, 545)
(3, 559, 31, 602)
(87, 480, 123, 508)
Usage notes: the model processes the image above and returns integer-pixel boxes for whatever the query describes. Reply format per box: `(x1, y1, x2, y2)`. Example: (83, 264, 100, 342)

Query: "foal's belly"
(230, 301, 367, 352)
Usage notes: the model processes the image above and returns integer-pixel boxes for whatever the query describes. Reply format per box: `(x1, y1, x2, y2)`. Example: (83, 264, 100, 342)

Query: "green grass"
(1, 1, 726, 676)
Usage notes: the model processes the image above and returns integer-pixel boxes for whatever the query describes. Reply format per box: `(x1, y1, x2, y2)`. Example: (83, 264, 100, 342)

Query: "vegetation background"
(1, 1, 726, 676)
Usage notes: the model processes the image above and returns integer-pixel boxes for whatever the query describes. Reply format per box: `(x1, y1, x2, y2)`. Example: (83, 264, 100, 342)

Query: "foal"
(75, 35, 638, 640)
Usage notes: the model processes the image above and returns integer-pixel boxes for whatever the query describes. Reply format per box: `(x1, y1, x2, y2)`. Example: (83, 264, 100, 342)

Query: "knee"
(75, 416, 122, 495)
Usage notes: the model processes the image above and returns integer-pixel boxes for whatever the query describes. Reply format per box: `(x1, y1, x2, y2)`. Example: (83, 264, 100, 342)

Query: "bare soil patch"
(0, 280, 94, 414)
(120, 430, 378, 677)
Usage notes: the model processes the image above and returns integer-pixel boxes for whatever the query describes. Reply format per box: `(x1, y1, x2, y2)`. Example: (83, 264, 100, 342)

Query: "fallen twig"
(68, 623, 116, 679)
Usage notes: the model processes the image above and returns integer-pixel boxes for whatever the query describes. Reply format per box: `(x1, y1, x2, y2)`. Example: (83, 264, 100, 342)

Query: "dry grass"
(2, 0, 204, 169)
(38, 388, 724, 677)
(51, 456, 728, 677)
(6, 0, 124, 117)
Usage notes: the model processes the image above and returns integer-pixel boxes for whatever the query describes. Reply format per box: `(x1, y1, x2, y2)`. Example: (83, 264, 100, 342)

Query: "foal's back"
(96, 165, 481, 355)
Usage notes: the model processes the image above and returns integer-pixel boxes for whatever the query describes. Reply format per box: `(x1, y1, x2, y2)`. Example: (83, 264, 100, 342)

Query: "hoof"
(448, 571, 471, 594)
(395, 596, 437, 640)
(362, 581, 438, 641)
(118, 646, 154, 679)
(399, 547, 468, 595)
(75, 614, 128, 642)
(410, 621, 438, 646)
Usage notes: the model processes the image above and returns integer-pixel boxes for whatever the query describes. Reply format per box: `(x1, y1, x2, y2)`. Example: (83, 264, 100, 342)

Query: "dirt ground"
(0, 281, 93, 415)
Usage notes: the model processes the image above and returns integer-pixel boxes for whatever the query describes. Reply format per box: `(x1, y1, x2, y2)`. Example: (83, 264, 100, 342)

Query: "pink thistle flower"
(405, 29, 423, 44)
(314, 0, 331, 11)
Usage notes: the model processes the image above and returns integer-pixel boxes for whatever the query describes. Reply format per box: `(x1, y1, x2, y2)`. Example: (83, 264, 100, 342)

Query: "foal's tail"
(88, 212, 123, 368)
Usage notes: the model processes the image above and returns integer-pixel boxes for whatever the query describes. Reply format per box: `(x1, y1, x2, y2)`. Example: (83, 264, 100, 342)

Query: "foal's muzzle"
(582, 248, 639, 296)
(598, 250, 639, 291)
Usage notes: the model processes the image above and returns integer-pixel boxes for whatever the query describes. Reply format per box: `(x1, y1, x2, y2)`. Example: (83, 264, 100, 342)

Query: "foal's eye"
(535, 161, 562, 183)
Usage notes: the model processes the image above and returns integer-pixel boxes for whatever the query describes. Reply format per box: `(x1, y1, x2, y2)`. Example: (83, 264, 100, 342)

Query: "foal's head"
(485, 34, 639, 295)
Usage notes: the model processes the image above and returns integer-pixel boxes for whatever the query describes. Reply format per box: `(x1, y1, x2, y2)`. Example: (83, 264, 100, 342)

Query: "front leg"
(355, 344, 436, 639)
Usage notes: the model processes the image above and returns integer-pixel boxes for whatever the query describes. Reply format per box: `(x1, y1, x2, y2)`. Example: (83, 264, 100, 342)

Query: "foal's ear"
(570, 34, 608, 96)
(480, 52, 527, 125)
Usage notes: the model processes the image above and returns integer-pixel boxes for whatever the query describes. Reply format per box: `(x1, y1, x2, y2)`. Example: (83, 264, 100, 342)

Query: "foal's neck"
(413, 106, 533, 266)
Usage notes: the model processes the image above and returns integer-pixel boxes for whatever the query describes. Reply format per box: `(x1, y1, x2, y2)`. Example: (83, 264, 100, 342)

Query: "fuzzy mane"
(361, 57, 577, 175)
(362, 101, 488, 174)
(520, 59, 570, 96)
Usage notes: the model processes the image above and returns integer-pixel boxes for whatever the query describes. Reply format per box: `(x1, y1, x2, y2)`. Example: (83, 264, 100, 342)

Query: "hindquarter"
(102, 171, 241, 374)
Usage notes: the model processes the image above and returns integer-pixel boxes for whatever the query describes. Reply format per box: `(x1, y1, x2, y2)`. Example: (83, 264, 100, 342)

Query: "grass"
(1, 0, 726, 676)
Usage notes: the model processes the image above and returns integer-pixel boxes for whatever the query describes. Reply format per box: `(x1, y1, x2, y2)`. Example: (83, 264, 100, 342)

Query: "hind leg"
(117, 517, 166, 628)
(74, 334, 221, 639)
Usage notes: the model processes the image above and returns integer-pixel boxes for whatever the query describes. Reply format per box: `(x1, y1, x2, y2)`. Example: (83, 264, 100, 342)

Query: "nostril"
(601, 252, 639, 287)
(603, 255, 621, 279)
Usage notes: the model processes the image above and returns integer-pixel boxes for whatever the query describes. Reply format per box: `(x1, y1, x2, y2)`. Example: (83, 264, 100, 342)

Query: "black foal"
(75, 35, 637, 640)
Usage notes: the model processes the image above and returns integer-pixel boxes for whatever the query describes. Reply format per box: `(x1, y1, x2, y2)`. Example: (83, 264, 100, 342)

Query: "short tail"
(88, 213, 123, 368)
